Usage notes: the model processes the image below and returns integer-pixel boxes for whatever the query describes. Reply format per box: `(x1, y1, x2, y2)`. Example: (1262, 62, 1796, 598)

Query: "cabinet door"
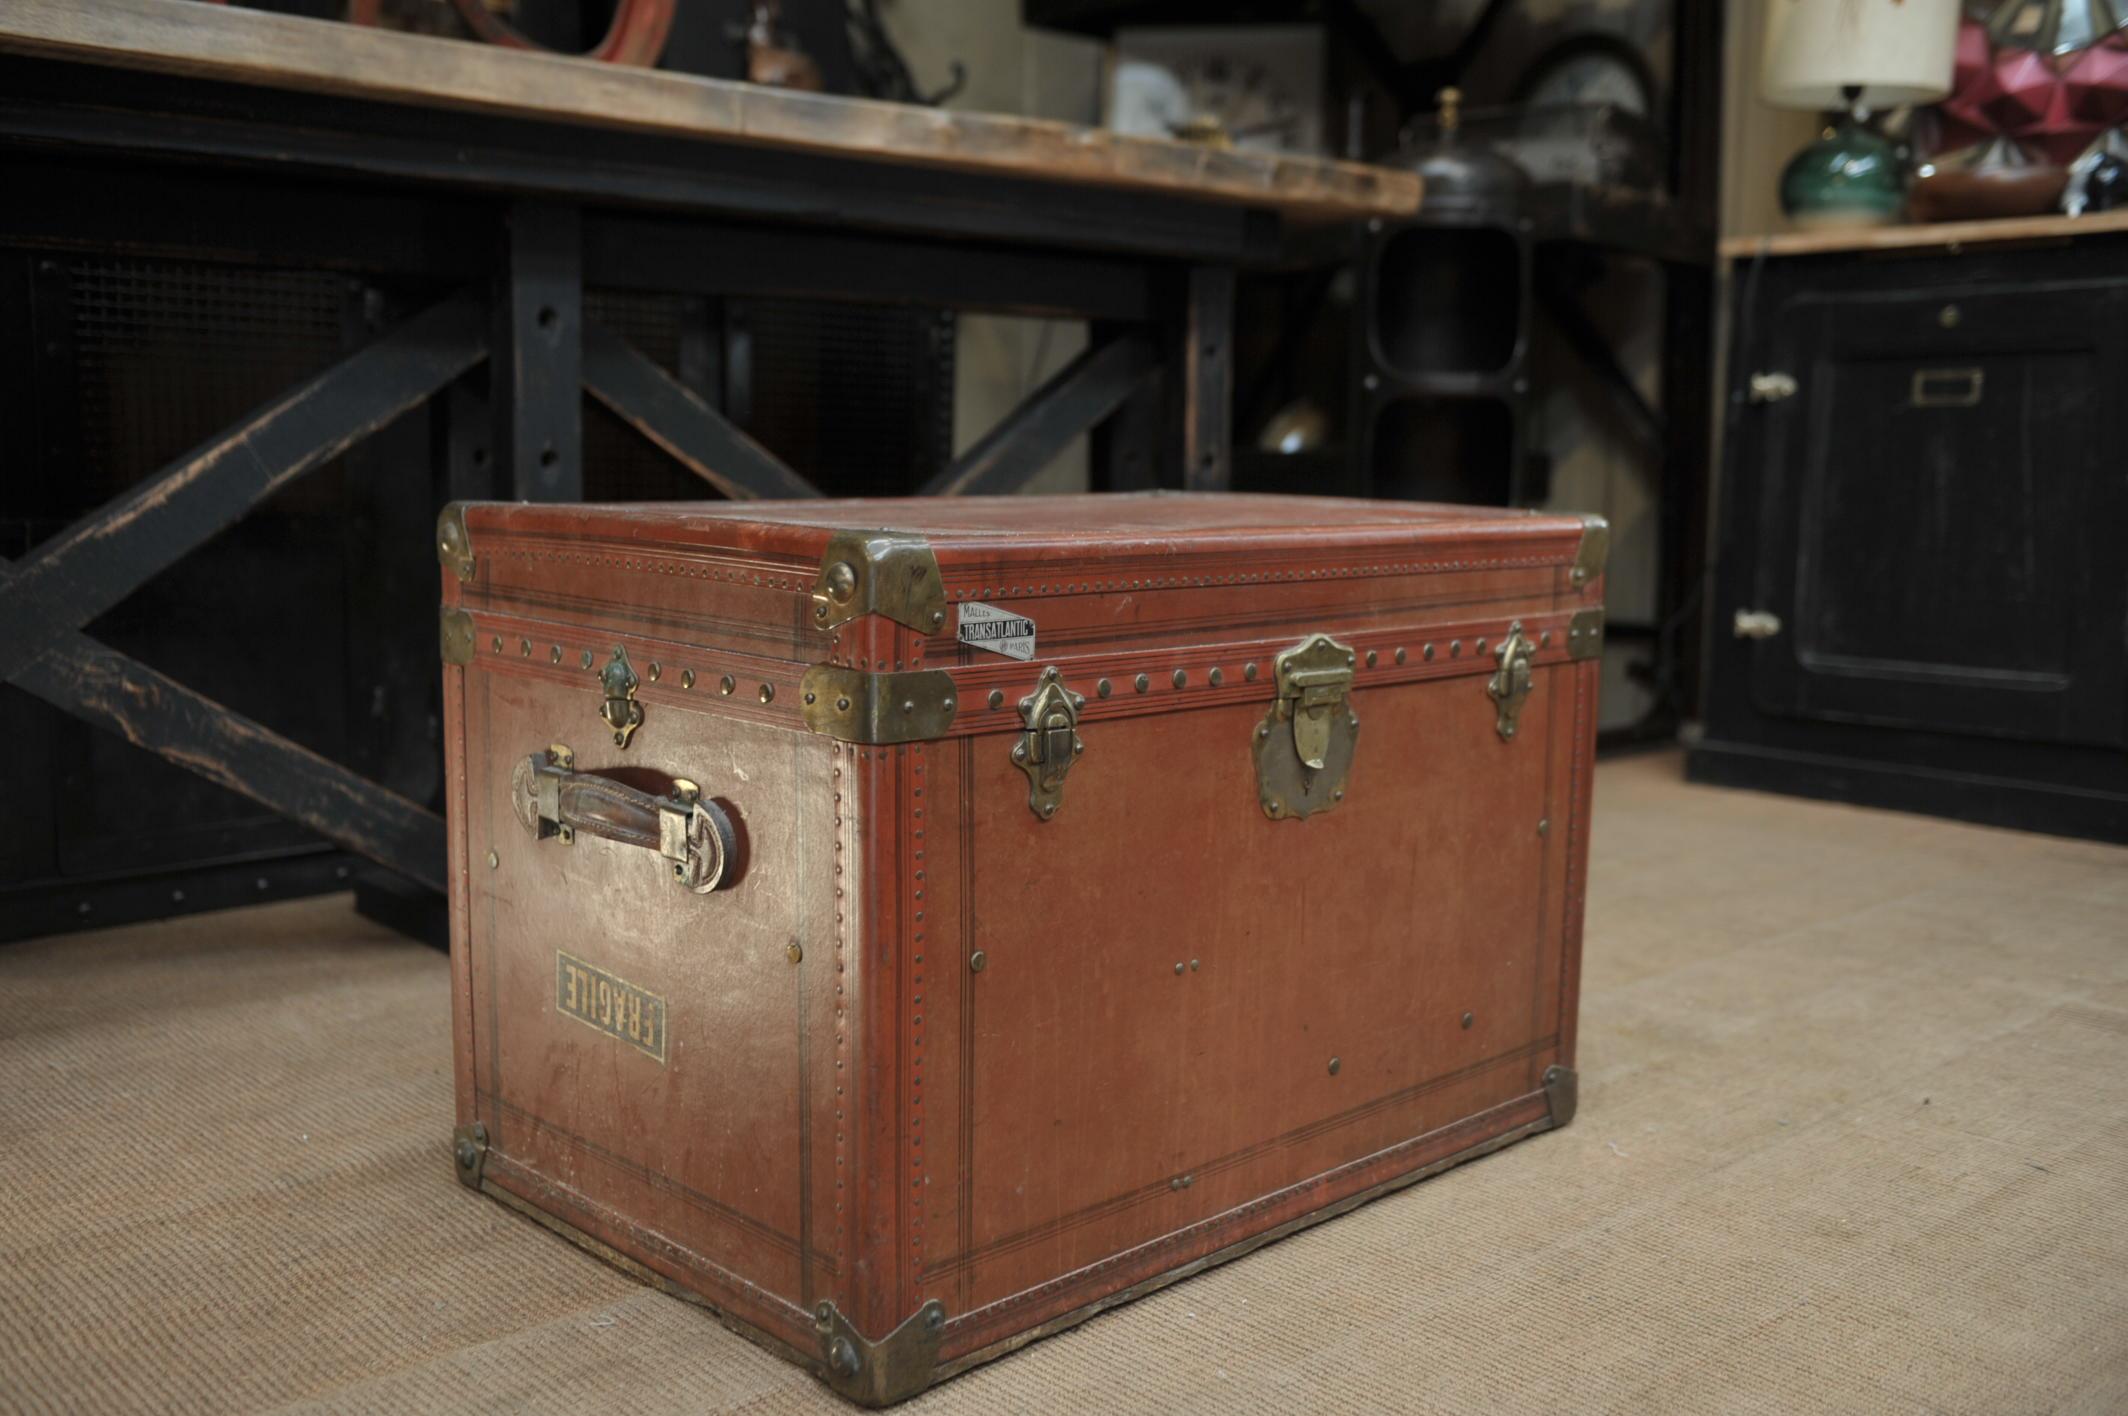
(1746, 282, 2128, 749)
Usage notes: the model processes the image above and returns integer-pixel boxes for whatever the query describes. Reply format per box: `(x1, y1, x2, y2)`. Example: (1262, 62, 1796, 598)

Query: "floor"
(3, 753, 2124, 1415)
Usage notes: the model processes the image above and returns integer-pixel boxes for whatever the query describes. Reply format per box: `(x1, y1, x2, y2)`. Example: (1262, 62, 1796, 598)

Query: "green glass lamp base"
(1779, 118, 1904, 229)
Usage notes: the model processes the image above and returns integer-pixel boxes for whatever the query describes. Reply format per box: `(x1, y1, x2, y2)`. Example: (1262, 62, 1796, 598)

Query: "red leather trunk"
(438, 493, 1603, 1404)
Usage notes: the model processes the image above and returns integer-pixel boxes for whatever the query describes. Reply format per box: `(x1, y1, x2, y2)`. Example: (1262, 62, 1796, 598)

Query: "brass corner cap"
(452, 1121, 490, 1187)
(801, 665, 957, 744)
(1543, 1065, 1578, 1128)
(437, 503, 476, 584)
(815, 1299, 945, 1407)
(1571, 516, 1609, 587)
(440, 607, 476, 665)
(810, 529, 947, 635)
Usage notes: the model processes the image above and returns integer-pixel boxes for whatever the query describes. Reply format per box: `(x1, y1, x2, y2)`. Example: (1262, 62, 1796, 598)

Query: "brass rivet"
(1174, 962, 1185, 975)
(1537, 818, 1550, 836)
(1244, 662, 1259, 680)
(1395, 647, 1407, 665)
(969, 950, 987, 973)
(759, 683, 775, 704)
(1190, 959, 1200, 971)
(1172, 669, 1187, 689)
(1366, 650, 1378, 667)
(490, 635, 501, 654)
(1327, 1057, 1342, 1076)
(1450, 641, 1463, 658)
(804, 691, 817, 705)
(787, 942, 804, 964)
(520, 638, 531, 656)
(720, 675, 736, 696)
(681, 669, 696, 689)
(486, 850, 498, 869)
(1476, 638, 1488, 655)
(1134, 674, 1150, 694)
(1461, 1011, 1474, 1029)
(550, 645, 562, 664)
(1098, 678, 1113, 698)
(823, 561, 858, 603)
(581, 649, 595, 670)
(1209, 667, 1224, 687)
(988, 689, 1004, 710)
(1541, 631, 1553, 648)
(1423, 644, 1435, 661)
(648, 662, 662, 682)
(836, 697, 851, 712)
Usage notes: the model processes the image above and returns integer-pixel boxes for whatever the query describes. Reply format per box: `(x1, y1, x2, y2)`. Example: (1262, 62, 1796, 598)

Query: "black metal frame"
(0, 53, 1246, 938)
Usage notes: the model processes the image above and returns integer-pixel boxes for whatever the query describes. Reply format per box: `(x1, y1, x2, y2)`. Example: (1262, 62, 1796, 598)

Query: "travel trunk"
(437, 493, 1604, 1405)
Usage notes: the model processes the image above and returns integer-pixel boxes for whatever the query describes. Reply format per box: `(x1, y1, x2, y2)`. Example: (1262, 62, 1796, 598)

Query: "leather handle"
(510, 747, 736, 893)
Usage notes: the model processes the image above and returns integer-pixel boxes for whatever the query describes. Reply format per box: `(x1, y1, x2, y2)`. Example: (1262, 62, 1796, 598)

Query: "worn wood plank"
(494, 202, 582, 500)
(1, 567, 445, 893)
(922, 335, 1159, 497)
(0, 290, 486, 686)
(1181, 267, 1235, 492)
(581, 321, 820, 501)
(0, 0, 1421, 221)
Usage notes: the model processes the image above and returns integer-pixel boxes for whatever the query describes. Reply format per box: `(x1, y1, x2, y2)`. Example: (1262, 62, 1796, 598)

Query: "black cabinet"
(1691, 240, 2128, 842)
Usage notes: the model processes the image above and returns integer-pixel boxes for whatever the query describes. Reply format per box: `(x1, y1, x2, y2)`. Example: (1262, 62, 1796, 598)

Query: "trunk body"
(439, 493, 1603, 1405)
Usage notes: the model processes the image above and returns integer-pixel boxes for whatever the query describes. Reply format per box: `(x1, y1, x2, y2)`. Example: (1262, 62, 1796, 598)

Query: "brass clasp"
(1254, 633, 1358, 820)
(1487, 622, 1536, 741)
(600, 646, 644, 749)
(1010, 665, 1083, 820)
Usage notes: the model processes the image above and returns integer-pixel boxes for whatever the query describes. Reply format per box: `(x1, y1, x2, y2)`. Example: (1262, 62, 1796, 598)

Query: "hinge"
(1543, 1065, 1578, 1128)
(814, 1299, 944, 1407)
(452, 1121, 490, 1187)
(800, 665, 958, 744)
(1566, 608, 1604, 661)
(439, 607, 476, 665)
(810, 530, 947, 635)
(1570, 515, 1609, 588)
(436, 503, 476, 583)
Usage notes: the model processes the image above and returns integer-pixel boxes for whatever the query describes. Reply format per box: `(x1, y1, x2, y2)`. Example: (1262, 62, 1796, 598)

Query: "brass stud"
(1366, 650, 1378, 667)
(1327, 1057, 1342, 1076)
(720, 675, 736, 696)
(1541, 630, 1553, 648)
(1423, 644, 1435, 661)
(1097, 678, 1113, 698)
(520, 638, 531, 656)
(486, 850, 499, 870)
(836, 697, 850, 712)
(787, 942, 804, 964)
(1461, 1011, 1474, 1029)
(1209, 667, 1224, 687)
(1172, 669, 1187, 689)
(648, 661, 662, 682)
(490, 635, 502, 654)
(581, 649, 595, 670)
(1537, 817, 1550, 837)
(988, 689, 1004, 710)
(804, 691, 817, 705)
(759, 683, 775, 704)
(1190, 959, 1200, 971)
(823, 561, 858, 603)
(681, 669, 696, 689)
(1450, 640, 1463, 658)
(1244, 662, 1259, 680)
(1476, 637, 1488, 655)
(969, 950, 987, 973)
(1395, 647, 1407, 665)
(1174, 962, 1185, 975)
(550, 645, 562, 664)
(1134, 673, 1150, 694)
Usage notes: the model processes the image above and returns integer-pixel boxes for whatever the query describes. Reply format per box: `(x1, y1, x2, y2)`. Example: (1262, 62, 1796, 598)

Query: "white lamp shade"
(1762, 0, 1960, 109)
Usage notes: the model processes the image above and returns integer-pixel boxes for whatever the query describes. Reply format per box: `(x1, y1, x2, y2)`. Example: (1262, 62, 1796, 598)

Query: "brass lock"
(1487, 622, 1536, 741)
(1253, 633, 1358, 820)
(1011, 665, 1084, 820)
(600, 645, 644, 749)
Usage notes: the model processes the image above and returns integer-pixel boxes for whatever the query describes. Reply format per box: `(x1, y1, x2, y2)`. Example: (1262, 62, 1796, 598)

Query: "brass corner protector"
(440, 607, 476, 665)
(1566, 607, 1605, 661)
(1543, 1065, 1578, 1128)
(1570, 515, 1609, 588)
(814, 1299, 944, 1407)
(452, 1121, 490, 1188)
(437, 503, 476, 584)
(811, 530, 947, 636)
(801, 664, 957, 744)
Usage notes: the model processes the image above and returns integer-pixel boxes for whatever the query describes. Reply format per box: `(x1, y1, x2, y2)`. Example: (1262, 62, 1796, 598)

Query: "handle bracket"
(511, 744, 735, 892)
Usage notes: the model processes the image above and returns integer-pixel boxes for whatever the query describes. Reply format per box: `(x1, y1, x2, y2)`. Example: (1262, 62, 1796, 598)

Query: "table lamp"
(1763, 0, 1960, 226)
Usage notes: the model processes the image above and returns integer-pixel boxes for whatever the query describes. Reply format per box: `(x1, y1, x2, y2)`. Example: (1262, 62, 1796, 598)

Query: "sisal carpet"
(3, 753, 2124, 1414)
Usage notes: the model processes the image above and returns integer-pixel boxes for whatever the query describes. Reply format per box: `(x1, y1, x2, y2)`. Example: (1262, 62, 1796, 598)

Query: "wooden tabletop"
(0, 0, 1421, 222)
(1719, 208, 2128, 260)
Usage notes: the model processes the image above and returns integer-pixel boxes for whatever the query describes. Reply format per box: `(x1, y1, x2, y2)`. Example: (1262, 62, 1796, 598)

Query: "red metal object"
(447, 0, 675, 66)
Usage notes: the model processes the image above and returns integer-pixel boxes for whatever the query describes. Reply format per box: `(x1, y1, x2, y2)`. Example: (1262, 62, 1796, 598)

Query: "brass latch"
(1011, 665, 1084, 820)
(600, 645, 644, 749)
(1253, 633, 1359, 820)
(1487, 622, 1536, 741)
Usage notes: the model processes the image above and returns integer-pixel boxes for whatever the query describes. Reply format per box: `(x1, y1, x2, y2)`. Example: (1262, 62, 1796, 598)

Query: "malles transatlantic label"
(556, 950, 667, 1063)
(957, 601, 1036, 660)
